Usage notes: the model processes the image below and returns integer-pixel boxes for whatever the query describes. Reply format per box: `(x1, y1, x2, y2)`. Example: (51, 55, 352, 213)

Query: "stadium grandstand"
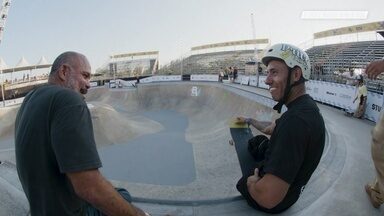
(2, 21, 384, 104)
(306, 21, 384, 93)
(94, 51, 159, 81)
(158, 21, 384, 93)
(158, 39, 269, 75)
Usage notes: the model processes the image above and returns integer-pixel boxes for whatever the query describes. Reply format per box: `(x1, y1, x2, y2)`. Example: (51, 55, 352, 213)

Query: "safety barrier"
(94, 74, 384, 123)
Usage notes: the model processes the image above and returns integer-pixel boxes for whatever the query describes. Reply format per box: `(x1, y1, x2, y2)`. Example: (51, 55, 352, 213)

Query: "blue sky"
(1, 0, 383, 71)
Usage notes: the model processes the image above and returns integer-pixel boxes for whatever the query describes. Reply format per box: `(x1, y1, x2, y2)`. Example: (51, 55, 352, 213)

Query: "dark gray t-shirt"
(262, 94, 325, 212)
(15, 85, 101, 216)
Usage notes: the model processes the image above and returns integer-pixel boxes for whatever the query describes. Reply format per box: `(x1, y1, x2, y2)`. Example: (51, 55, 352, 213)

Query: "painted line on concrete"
(0, 148, 15, 153)
(132, 195, 244, 206)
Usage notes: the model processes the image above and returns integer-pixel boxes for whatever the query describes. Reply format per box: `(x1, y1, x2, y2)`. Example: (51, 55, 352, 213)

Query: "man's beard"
(65, 76, 87, 95)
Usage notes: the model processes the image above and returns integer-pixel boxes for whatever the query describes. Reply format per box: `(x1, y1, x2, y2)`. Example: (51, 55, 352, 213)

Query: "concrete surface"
(99, 110, 196, 186)
(0, 82, 382, 215)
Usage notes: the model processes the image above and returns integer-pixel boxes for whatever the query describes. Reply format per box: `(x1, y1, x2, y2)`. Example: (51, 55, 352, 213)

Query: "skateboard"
(229, 118, 256, 177)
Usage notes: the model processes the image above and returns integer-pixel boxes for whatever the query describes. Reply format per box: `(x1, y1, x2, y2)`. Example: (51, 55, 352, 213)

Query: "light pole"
(0, 68, 4, 107)
(181, 56, 183, 77)
(113, 63, 116, 84)
(251, 13, 260, 87)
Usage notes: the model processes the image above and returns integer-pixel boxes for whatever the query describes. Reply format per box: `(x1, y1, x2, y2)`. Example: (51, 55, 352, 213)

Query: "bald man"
(15, 52, 149, 216)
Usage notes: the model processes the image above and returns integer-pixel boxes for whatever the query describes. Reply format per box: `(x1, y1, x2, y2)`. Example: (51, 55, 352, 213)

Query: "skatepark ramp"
(85, 82, 276, 201)
(0, 82, 354, 215)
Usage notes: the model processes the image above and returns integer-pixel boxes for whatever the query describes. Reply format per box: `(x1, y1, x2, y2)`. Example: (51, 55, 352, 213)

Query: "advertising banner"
(116, 79, 136, 87)
(249, 75, 258, 87)
(140, 76, 153, 83)
(103, 74, 384, 122)
(151, 75, 181, 82)
(190, 74, 218, 82)
(314, 21, 384, 39)
(306, 80, 356, 111)
(306, 80, 384, 122)
(241, 76, 250, 85)
(365, 91, 383, 122)
(191, 39, 269, 51)
(258, 75, 269, 89)
(108, 80, 116, 88)
(90, 82, 98, 87)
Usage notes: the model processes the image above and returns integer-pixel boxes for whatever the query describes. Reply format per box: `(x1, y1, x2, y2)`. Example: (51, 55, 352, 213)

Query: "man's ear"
(292, 67, 302, 82)
(58, 65, 69, 81)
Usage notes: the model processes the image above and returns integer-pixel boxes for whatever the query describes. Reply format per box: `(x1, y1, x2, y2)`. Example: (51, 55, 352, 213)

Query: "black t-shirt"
(262, 94, 325, 212)
(15, 85, 102, 216)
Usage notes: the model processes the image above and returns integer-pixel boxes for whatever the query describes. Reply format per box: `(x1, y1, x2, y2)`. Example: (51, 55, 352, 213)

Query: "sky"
(0, 0, 383, 72)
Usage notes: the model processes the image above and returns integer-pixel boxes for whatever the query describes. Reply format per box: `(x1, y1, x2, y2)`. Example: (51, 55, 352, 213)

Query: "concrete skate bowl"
(85, 83, 278, 203)
(0, 106, 29, 215)
(84, 82, 341, 210)
(0, 82, 343, 213)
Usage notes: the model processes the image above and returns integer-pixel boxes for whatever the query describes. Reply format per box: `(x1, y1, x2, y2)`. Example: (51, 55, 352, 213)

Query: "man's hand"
(236, 116, 249, 124)
(247, 168, 261, 188)
(67, 169, 147, 216)
(365, 59, 384, 79)
(263, 121, 276, 135)
(236, 116, 275, 135)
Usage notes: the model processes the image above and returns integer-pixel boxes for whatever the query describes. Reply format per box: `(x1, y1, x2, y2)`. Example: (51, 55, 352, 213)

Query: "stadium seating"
(158, 50, 261, 75)
(306, 40, 384, 93)
(307, 41, 384, 75)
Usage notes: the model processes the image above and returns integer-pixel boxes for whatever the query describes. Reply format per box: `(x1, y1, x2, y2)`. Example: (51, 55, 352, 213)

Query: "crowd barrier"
(95, 74, 383, 122)
(237, 75, 383, 122)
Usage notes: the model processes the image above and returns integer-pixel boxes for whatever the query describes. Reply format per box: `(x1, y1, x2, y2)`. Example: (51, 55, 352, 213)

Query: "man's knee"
(248, 135, 269, 161)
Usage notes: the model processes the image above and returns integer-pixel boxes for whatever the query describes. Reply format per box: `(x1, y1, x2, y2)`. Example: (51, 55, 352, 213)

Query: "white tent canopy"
(37, 56, 49, 65)
(1, 56, 51, 74)
(15, 56, 30, 68)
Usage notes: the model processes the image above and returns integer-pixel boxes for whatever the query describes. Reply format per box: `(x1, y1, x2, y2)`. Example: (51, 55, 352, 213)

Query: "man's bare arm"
(67, 169, 147, 216)
(246, 168, 289, 209)
(236, 116, 275, 135)
(365, 59, 384, 80)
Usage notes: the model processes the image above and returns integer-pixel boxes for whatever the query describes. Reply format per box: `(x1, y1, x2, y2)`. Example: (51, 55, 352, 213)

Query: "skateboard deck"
(229, 119, 256, 177)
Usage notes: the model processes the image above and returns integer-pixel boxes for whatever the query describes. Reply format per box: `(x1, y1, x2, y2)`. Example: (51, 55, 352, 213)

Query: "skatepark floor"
(0, 82, 382, 216)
